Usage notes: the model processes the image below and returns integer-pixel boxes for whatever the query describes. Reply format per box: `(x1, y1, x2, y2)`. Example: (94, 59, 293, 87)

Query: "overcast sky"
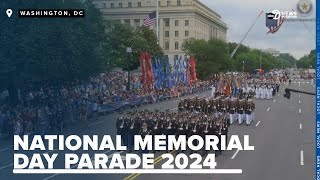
(201, 0, 316, 59)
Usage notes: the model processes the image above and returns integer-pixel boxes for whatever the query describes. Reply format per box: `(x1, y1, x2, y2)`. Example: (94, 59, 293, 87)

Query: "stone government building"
(92, 0, 228, 64)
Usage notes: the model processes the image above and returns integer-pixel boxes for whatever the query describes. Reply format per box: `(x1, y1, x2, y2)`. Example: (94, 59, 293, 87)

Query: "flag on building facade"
(143, 11, 157, 26)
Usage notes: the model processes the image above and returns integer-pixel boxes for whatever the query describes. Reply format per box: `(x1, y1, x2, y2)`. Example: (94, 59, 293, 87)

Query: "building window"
(175, 31, 179, 37)
(175, 42, 179, 50)
(138, 2, 142, 7)
(165, 41, 170, 50)
(128, 2, 132, 7)
(158, 1, 161, 6)
(174, 55, 179, 60)
(134, 19, 140, 27)
(167, 1, 171, 6)
(185, 20, 189, 26)
(102, 3, 106, 8)
(177, 0, 181, 6)
(165, 31, 169, 37)
(185, 30, 189, 37)
(111, 3, 114, 8)
(164, 19, 170, 27)
(124, 19, 130, 24)
(119, 3, 122, 8)
(175, 20, 179, 26)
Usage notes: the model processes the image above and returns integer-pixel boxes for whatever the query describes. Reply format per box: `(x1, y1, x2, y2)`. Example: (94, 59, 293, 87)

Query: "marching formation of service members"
(237, 82, 280, 100)
(116, 92, 258, 156)
(116, 73, 283, 157)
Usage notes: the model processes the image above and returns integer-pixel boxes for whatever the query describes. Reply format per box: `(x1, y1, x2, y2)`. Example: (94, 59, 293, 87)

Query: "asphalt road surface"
(0, 80, 315, 180)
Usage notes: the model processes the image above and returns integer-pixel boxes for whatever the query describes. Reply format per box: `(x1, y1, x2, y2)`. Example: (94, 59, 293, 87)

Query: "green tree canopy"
(182, 38, 232, 79)
(106, 21, 163, 71)
(183, 39, 297, 77)
(0, 0, 109, 104)
(297, 49, 315, 69)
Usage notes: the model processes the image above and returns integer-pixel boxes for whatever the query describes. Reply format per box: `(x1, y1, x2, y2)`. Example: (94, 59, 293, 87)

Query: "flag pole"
(230, 11, 264, 59)
(156, 0, 159, 40)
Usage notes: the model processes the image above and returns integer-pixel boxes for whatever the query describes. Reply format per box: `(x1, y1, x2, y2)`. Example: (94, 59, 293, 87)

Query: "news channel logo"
(266, 10, 297, 20)
(266, 0, 314, 22)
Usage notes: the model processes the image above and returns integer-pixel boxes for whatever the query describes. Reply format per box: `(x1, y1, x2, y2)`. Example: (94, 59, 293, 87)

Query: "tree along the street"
(296, 49, 315, 69)
(0, 0, 108, 105)
(183, 38, 296, 78)
(106, 21, 164, 71)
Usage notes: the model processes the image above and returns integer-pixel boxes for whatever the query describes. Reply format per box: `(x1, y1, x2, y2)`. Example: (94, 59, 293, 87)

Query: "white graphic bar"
(13, 169, 243, 174)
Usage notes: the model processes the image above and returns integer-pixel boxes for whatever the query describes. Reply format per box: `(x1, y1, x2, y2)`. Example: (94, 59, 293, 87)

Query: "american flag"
(143, 11, 157, 26)
(266, 14, 285, 34)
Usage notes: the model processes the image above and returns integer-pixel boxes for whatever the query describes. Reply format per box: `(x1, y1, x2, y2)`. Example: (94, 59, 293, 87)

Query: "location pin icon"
(6, 9, 12, 17)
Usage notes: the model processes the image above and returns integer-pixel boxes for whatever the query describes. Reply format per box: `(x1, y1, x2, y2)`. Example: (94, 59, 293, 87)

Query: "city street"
(0, 80, 315, 180)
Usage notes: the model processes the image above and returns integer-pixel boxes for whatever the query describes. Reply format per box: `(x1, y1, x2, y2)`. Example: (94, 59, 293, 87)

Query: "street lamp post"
(126, 47, 132, 91)
(259, 49, 262, 69)
(242, 61, 245, 72)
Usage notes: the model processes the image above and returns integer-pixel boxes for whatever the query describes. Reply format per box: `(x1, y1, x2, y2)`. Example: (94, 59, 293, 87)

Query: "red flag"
(191, 58, 197, 82)
(139, 52, 146, 91)
(145, 52, 153, 93)
(225, 82, 231, 96)
(187, 57, 191, 86)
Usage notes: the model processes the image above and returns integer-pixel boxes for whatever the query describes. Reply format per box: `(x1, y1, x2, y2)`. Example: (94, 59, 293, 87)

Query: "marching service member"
(229, 98, 237, 124)
(255, 85, 260, 99)
(245, 99, 254, 125)
(237, 99, 245, 125)
(116, 111, 127, 146)
(260, 85, 266, 99)
(266, 85, 273, 100)
(139, 122, 151, 154)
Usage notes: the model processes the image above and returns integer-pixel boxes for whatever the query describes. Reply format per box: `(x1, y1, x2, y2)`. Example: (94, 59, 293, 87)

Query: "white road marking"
(255, 121, 261, 127)
(299, 109, 302, 114)
(88, 120, 104, 127)
(300, 150, 304, 166)
(273, 99, 276, 102)
(299, 100, 301, 104)
(0, 148, 9, 152)
(300, 123, 302, 130)
(16, 169, 243, 174)
(267, 107, 270, 112)
(0, 163, 14, 170)
(299, 83, 301, 87)
(231, 149, 240, 160)
(299, 95, 301, 97)
(278, 94, 280, 97)
(307, 82, 310, 84)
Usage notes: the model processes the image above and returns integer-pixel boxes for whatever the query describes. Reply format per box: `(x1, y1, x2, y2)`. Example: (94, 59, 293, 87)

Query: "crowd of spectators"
(0, 70, 211, 138)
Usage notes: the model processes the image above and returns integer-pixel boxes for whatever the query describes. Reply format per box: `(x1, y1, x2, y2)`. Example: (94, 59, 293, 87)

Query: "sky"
(201, 0, 316, 59)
